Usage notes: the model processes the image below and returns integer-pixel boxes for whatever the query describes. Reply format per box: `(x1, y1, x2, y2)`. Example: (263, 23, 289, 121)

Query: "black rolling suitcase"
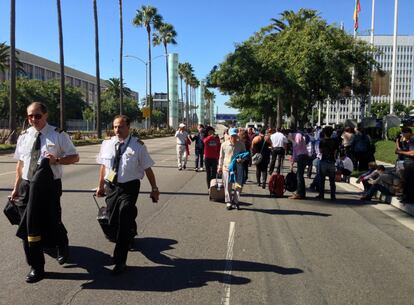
(92, 194, 116, 242)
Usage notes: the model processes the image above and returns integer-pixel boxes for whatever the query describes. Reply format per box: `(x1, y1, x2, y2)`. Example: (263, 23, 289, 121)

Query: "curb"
(349, 177, 414, 217)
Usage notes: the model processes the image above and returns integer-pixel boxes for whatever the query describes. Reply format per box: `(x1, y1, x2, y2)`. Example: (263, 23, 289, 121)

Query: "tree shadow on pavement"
(81, 237, 303, 292)
(240, 208, 331, 217)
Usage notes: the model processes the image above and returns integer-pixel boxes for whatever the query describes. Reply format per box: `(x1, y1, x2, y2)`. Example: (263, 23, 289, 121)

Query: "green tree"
(101, 95, 141, 125)
(153, 22, 177, 127)
(370, 102, 390, 118)
(152, 109, 165, 127)
(104, 78, 132, 100)
(0, 79, 87, 126)
(133, 5, 163, 127)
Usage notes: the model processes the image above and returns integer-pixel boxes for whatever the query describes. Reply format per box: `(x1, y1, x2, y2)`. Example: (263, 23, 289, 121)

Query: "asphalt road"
(2, 135, 414, 305)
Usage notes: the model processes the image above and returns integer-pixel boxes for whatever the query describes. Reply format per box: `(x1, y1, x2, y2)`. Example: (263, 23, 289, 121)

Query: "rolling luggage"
(209, 176, 225, 202)
(268, 173, 285, 197)
(92, 194, 116, 242)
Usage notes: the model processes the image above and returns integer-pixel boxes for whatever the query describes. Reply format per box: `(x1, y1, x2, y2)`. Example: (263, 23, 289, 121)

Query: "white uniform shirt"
(14, 123, 78, 180)
(96, 135, 155, 183)
(270, 132, 288, 148)
(175, 130, 188, 145)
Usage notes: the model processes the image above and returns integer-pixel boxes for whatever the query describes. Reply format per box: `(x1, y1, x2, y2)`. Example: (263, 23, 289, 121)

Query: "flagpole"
(390, 0, 399, 115)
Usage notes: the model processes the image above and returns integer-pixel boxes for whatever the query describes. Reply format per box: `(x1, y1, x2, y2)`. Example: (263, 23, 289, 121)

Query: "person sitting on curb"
(356, 162, 378, 194)
(360, 165, 389, 201)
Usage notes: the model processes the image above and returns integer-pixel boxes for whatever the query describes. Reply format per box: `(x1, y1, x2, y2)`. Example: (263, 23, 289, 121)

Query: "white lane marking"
(0, 171, 15, 176)
(221, 221, 236, 305)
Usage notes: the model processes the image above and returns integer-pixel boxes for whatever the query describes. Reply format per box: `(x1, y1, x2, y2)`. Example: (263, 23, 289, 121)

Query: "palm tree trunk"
(185, 82, 189, 126)
(8, 0, 17, 144)
(57, 0, 65, 129)
(147, 26, 152, 127)
(180, 77, 183, 122)
(93, 0, 102, 138)
(119, 0, 124, 115)
(164, 43, 169, 128)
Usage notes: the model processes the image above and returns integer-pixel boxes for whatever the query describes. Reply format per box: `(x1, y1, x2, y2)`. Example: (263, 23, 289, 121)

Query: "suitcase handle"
(92, 194, 102, 210)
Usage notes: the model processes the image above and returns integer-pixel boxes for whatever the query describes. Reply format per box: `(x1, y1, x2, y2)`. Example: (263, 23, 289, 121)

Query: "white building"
(324, 35, 414, 124)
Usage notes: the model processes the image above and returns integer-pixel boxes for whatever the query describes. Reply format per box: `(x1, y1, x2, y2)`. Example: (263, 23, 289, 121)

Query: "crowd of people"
(175, 122, 414, 205)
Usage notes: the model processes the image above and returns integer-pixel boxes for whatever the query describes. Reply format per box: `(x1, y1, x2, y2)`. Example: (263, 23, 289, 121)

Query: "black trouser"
(354, 151, 369, 171)
(403, 159, 414, 201)
(195, 148, 204, 169)
(19, 179, 67, 269)
(205, 158, 218, 188)
(318, 160, 336, 199)
(269, 147, 285, 174)
(106, 180, 140, 265)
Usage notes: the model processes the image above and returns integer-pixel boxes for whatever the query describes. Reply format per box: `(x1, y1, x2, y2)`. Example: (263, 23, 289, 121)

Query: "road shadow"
(81, 237, 303, 292)
(241, 207, 331, 217)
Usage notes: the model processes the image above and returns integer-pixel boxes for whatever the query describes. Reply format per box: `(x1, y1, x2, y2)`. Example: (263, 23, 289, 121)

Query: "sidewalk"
(349, 160, 414, 217)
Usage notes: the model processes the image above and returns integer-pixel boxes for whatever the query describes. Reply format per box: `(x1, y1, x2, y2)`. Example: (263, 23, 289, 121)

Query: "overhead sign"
(216, 114, 237, 121)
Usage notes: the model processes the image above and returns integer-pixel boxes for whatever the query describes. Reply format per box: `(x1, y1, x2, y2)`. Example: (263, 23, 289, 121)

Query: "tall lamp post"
(125, 54, 167, 128)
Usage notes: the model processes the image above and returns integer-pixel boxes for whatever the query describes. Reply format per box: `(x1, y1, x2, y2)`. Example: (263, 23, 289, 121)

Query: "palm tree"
(133, 5, 163, 127)
(93, 0, 102, 138)
(119, 0, 124, 115)
(204, 88, 215, 125)
(0, 42, 24, 74)
(153, 22, 177, 127)
(56, 0, 65, 129)
(104, 77, 132, 100)
(8, 0, 17, 143)
(180, 62, 194, 126)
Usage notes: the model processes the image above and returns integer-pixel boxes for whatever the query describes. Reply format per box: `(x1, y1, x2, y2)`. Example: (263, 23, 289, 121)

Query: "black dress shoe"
(111, 263, 127, 275)
(57, 245, 69, 265)
(26, 267, 45, 283)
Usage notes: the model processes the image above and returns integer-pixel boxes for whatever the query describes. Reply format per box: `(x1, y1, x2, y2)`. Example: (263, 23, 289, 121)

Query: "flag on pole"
(354, 0, 361, 31)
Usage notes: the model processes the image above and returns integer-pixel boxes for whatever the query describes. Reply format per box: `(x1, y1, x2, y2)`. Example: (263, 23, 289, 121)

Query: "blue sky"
(1, 0, 414, 114)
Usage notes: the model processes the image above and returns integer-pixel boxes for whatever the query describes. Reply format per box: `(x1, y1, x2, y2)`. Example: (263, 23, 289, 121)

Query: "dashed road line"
(221, 221, 236, 305)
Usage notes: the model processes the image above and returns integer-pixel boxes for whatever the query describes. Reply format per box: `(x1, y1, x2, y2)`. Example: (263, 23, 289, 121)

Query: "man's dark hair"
(28, 102, 48, 114)
(377, 165, 386, 171)
(402, 127, 413, 134)
(323, 126, 333, 138)
(114, 115, 131, 126)
(199, 124, 204, 128)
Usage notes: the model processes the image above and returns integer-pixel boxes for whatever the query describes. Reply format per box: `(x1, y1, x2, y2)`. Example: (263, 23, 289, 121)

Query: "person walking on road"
(218, 128, 246, 210)
(289, 132, 310, 200)
(95, 115, 160, 275)
(269, 127, 288, 175)
(316, 126, 338, 200)
(11, 101, 79, 283)
(251, 129, 271, 189)
(191, 124, 205, 171)
(175, 123, 191, 170)
(203, 126, 221, 189)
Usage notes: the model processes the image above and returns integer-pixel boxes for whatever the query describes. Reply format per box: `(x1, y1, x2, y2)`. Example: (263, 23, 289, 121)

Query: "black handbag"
(4, 197, 21, 225)
(93, 194, 116, 242)
(252, 138, 266, 165)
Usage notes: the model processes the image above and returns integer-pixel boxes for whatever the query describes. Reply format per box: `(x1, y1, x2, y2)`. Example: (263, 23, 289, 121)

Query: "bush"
(387, 127, 400, 141)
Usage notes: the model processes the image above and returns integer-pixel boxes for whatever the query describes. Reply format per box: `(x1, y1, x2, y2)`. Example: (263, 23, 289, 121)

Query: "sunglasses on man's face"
(27, 114, 43, 120)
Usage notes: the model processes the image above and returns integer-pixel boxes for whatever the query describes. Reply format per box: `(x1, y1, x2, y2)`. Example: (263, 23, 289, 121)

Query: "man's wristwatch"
(152, 187, 159, 192)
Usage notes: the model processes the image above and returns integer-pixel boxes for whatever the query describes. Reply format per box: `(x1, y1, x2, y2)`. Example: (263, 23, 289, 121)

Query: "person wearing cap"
(218, 128, 246, 209)
(203, 126, 221, 188)
(175, 123, 191, 170)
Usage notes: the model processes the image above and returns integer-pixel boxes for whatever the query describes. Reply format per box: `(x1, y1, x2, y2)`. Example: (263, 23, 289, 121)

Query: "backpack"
(285, 171, 297, 192)
(268, 173, 285, 197)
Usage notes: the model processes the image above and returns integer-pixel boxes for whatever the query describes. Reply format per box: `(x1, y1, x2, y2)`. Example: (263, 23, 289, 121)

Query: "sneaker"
(200, 168, 205, 172)
(178, 167, 182, 171)
(194, 168, 199, 172)
(183, 165, 186, 170)
(226, 203, 232, 210)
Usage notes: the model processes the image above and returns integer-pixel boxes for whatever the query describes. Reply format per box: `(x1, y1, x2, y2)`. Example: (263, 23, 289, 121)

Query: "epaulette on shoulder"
(54, 127, 65, 133)
(137, 139, 145, 145)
